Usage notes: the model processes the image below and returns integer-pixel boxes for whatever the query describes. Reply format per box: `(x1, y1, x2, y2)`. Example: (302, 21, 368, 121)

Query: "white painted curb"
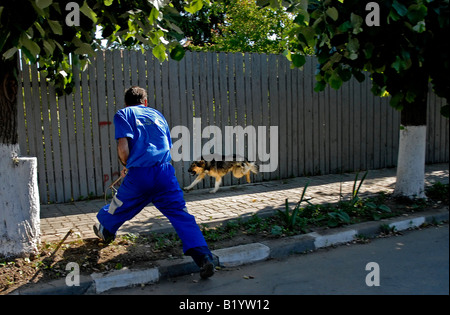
(389, 217, 426, 231)
(213, 243, 270, 267)
(311, 230, 358, 249)
(91, 267, 159, 294)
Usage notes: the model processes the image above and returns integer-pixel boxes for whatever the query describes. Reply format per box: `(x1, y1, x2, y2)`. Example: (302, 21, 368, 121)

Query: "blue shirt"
(114, 105, 172, 168)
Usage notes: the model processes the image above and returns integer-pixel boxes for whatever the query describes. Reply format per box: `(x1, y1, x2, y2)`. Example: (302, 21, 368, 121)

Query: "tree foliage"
(183, 0, 296, 53)
(171, 0, 227, 47)
(264, 0, 449, 117)
(0, 0, 206, 95)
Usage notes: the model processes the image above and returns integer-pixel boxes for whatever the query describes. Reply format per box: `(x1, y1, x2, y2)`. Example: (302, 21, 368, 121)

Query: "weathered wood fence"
(17, 50, 449, 204)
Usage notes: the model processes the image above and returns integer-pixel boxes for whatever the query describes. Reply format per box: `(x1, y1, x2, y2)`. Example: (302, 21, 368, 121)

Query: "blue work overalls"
(96, 105, 212, 267)
(97, 163, 212, 266)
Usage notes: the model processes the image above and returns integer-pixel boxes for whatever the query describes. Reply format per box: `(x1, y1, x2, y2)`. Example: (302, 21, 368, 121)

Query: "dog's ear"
(198, 160, 206, 167)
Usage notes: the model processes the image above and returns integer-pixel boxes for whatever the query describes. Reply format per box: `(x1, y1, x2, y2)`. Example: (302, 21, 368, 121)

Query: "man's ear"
(144, 99, 148, 107)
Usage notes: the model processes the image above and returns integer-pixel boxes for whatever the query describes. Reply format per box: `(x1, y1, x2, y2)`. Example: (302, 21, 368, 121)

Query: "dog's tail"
(242, 161, 258, 184)
(244, 161, 259, 175)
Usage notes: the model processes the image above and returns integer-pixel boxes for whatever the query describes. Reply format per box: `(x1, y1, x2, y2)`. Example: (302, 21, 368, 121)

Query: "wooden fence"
(16, 50, 449, 204)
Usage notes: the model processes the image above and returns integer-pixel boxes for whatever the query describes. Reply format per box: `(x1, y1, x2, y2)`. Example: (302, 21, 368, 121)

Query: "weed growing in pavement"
(277, 182, 310, 231)
(426, 182, 449, 203)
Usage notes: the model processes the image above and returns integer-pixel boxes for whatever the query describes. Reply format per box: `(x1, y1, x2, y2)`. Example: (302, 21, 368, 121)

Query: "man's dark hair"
(124, 86, 147, 106)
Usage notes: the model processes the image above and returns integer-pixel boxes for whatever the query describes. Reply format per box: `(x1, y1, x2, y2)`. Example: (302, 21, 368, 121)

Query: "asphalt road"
(103, 224, 449, 296)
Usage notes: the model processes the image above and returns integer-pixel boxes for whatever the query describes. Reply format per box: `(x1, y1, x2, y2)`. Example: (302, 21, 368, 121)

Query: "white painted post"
(0, 144, 40, 257)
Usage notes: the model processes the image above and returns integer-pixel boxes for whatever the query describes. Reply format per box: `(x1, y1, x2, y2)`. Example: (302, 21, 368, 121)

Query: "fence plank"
(97, 51, 111, 192)
(177, 54, 191, 186)
(40, 75, 54, 203)
(303, 57, 313, 176)
(73, 66, 87, 199)
(16, 57, 27, 154)
(81, 67, 96, 197)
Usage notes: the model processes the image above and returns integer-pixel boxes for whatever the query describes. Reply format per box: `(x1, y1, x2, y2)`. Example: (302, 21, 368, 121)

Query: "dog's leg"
(246, 172, 251, 183)
(210, 176, 222, 193)
(184, 174, 205, 191)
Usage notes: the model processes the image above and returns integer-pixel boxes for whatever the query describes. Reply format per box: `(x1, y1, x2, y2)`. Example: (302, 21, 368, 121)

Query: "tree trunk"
(0, 58, 19, 144)
(0, 57, 40, 257)
(393, 85, 428, 199)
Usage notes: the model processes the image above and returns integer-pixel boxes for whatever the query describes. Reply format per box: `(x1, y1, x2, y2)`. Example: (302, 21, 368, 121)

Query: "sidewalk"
(40, 163, 449, 243)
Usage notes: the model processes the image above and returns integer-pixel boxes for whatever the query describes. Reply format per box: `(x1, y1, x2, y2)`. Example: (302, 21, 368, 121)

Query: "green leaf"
(291, 54, 306, 68)
(20, 34, 41, 57)
(378, 205, 391, 213)
(329, 71, 343, 90)
(390, 93, 404, 109)
(353, 70, 366, 83)
(152, 43, 167, 62)
(148, 7, 160, 24)
(170, 44, 185, 61)
(270, 225, 283, 236)
(412, 21, 426, 33)
(392, 0, 408, 16)
(326, 7, 339, 21)
(74, 42, 95, 56)
(347, 37, 360, 53)
(407, 3, 428, 24)
(2, 46, 18, 60)
(184, 0, 203, 14)
(363, 43, 374, 59)
(365, 202, 377, 209)
(392, 52, 411, 72)
(298, 26, 315, 47)
(35, 0, 52, 9)
(80, 1, 98, 23)
(104, 0, 113, 6)
(314, 81, 326, 92)
(42, 39, 55, 55)
(34, 21, 46, 37)
(338, 68, 352, 81)
(48, 20, 63, 35)
(338, 21, 352, 32)
(350, 13, 363, 34)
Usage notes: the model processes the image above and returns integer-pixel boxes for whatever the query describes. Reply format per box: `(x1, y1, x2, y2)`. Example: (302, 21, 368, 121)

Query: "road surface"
(103, 224, 449, 296)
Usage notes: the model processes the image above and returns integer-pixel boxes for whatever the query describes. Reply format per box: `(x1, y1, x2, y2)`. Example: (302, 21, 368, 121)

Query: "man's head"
(124, 86, 148, 107)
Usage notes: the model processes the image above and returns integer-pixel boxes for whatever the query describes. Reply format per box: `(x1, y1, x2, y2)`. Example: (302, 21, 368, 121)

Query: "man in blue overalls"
(94, 86, 215, 278)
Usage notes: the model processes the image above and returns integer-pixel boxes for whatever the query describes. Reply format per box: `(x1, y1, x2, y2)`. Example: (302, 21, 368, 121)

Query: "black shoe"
(93, 223, 115, 243)
(200, 255, 215, 279)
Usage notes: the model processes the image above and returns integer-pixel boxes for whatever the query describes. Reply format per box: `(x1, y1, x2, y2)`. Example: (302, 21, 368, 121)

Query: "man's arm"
(117, 137, 130, 166)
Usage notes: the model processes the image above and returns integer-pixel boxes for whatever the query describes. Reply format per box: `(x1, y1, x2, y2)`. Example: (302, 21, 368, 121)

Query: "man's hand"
(121, 167, 128, 178)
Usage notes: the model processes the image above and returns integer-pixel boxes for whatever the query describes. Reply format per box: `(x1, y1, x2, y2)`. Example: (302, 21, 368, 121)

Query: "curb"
(13, 208, 448, 295)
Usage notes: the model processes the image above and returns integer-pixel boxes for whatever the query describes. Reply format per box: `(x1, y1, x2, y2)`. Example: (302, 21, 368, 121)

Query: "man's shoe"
(93, 223, 115, 243)
(200, 255, 215, 279)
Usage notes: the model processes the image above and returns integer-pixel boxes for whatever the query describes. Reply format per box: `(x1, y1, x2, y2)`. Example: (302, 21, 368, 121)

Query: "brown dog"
(184, 154, 259, 193)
